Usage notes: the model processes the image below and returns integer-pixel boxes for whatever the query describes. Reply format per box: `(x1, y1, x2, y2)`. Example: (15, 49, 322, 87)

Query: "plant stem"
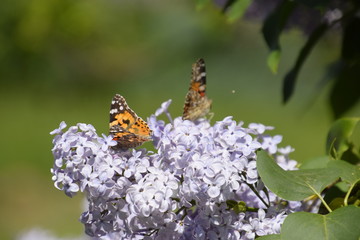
(307, 184, 332, 213)
(344, 182, 358, 206)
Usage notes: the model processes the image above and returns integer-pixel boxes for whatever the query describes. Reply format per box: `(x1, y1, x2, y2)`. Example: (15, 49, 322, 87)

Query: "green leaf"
(327, 160, 360, 185)
(342, 17, 360, 62)
(222, 0, 237, 12)
(257, 150, 338, 201)
(300, 156, 330, 169)
(283, 23, 328, 103)
(267, 50, 281, 74)
(329, 12, 360, 118)
(326, 118, 360, 160)
(226, 200, 247, 214)
(226, 0, 251, 23)
(257, 234, 281, 240)
(262, 0, 296, 51)
(329, 62, 360, 119)
(195, 0, 210, 10)
(349, 122, 360, 157)
(281, 206, 360, 240)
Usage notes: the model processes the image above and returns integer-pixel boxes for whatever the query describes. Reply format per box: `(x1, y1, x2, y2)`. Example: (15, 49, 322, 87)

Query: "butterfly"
(182, 58, 212, 121)
(109, 94, 152, 148)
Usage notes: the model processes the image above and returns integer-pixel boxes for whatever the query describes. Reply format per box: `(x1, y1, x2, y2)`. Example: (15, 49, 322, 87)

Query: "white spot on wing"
(110, 109, 118, 114)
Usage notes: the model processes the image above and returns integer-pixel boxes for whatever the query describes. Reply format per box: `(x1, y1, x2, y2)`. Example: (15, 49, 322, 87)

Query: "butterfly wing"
(109, 94, 152, 148)
(183, 58, 212, 121)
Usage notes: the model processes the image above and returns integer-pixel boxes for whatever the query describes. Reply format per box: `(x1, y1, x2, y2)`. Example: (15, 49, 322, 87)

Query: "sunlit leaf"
(267, 50, 281, 74)
(257, 150, 338, 201)
(281, 206, 360, 240)
(226, 0, 251, 23)
(283, 23, 328, 103)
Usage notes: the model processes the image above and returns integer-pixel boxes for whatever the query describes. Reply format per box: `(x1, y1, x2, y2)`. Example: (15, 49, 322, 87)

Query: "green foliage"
(257, 116, 360, 239)
(330, 61, 360, 119)
(300, 156, 330, 169)
(280, 206, 360, 240)
(257, 150, 339, 201)
(225, 0, 251, 23)
(282, 23, 328, 103)
(220, 0, 360, 117)
(257, 150, 360, 238)
(258, 206, 360, 240)
(226, 200, 247, 214)
(326, 118, 360, 162)
(328, 159, 360, 186)
(267, 50, 280, 74)
(261, 0, 296, 51)
(195, 0, 211, 10)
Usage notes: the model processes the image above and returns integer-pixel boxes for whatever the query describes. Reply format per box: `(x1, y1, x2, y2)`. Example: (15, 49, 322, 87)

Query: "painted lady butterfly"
(109, 94, 152, 148)
(182, 58, 212, 121)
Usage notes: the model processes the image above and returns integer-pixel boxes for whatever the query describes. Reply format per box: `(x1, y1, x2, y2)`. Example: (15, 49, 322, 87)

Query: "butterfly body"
(109, 94, 152, 148)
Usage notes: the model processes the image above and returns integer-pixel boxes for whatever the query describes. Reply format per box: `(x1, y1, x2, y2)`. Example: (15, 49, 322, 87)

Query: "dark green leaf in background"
(222, 0, 237, 12)
(329, 62, 360, 119)
(262, 0, 296, 51)
(342, 17, 360, 62)
(326, 118, 360, 161)
(262, 0, 296, 78)
(283, 23, 328, 103)
(329, 17, 360, 118)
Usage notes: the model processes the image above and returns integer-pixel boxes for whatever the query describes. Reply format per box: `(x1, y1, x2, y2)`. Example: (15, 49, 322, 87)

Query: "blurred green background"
(1, 0, 359, 239)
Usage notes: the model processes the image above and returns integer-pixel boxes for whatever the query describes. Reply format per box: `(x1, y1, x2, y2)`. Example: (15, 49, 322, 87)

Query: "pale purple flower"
(50, 100, 302, 239)
(155, 99, 172, 117)
(99, 134, 117, 151)
(261, 135, 282, 154)
(50, 121, 67, 135)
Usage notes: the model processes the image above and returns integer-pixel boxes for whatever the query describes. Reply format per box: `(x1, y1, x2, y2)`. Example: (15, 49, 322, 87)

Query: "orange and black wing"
(109, 94, 152, 148)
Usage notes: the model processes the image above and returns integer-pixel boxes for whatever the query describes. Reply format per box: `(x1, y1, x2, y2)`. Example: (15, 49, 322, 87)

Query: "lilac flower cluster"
(51, 100, 306, 239)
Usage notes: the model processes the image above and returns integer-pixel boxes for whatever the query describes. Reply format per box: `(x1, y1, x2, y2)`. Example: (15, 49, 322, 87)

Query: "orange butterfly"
(109, 94, 152, 148)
